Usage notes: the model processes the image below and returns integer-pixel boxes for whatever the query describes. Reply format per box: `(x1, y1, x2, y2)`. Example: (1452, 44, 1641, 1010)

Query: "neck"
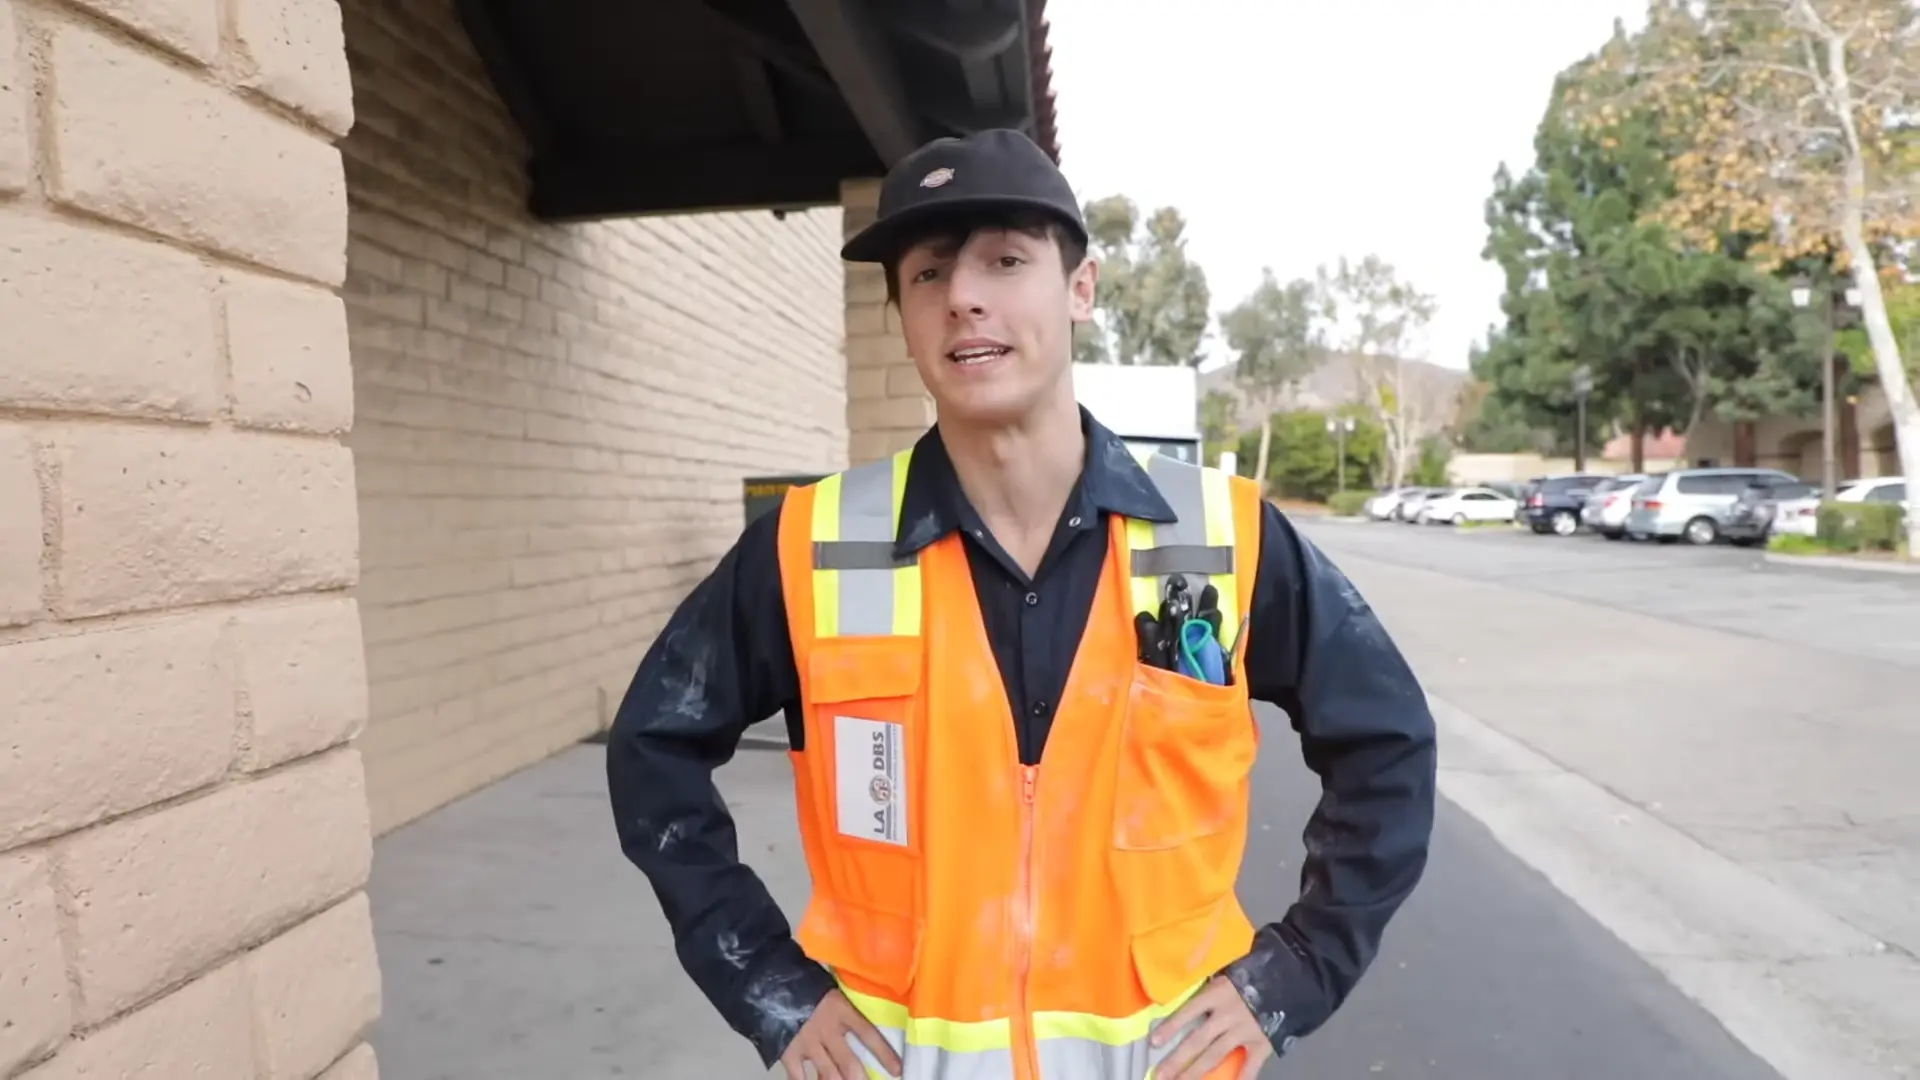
(938, 391, 1086, 534)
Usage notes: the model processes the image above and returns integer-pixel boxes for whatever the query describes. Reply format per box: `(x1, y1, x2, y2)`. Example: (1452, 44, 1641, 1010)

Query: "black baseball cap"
(840, 128, 1088, 264)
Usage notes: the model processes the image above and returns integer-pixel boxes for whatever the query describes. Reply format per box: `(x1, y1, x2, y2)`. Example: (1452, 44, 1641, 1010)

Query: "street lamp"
(1326, 415, 1357, 494)
(1790, 277, 1861, 496)
(1571, 365, 1594, 472)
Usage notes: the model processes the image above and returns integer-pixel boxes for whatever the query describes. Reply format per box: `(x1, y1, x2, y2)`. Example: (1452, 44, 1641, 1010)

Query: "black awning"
(457, 0, 1062, 222)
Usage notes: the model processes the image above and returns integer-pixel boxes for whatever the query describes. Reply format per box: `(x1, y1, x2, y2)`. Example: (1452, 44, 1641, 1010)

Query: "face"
(894, 225, 1098, 429)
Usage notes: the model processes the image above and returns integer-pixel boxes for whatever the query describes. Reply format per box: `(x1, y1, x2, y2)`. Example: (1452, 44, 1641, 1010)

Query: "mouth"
(946, 343, 1012, 366)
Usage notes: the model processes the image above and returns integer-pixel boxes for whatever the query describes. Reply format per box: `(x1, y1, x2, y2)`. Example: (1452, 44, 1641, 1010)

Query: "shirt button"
(1030, 701, 1048, 717)
(1024, 591, 1039, 607)
(1068, 515, 1083, 528)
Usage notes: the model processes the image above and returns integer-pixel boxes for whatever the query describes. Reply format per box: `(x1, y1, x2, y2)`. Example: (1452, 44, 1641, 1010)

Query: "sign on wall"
(742, 475, 828, 525)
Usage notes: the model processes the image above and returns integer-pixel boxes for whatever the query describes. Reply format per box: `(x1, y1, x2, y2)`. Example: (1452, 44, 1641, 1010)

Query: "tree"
(1314, 256, 1438, 489)
(1220, 269, 1320, 492)
(1075, 195, 1213, 367)
(1576, 0, 1920, 549)
(1200, 390, 1240, 465)
(1236, 408, 1386, 502)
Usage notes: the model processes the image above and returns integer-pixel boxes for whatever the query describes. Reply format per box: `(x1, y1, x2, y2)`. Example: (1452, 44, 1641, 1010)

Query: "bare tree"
(1314, 256, 1440, 489)
(1221, 269, 1320, 491)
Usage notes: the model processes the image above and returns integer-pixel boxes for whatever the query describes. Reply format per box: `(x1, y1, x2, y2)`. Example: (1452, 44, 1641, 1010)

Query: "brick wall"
(0, 0, 378, 1077)
(336, 0, 850, 833)
(841, 179, 936, 467)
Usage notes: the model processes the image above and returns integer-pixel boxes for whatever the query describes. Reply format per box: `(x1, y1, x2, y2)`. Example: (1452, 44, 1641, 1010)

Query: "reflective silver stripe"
(829, 456, 900, 637)
(844, 1029, 1016, 1079)
(1144, 454, 1229, 598)
(1129, 543, 1233, 577)
(814, 540, 908, 571)
(1034, 1014, 1202, 1077)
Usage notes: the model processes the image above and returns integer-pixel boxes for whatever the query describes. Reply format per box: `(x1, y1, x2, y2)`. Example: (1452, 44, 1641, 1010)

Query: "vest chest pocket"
(1110, 662, 1259, 933)
(795, 635, 925, 994)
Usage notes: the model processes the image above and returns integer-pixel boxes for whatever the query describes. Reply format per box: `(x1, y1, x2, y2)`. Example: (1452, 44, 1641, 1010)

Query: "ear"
(1067, 256, 1099, 323)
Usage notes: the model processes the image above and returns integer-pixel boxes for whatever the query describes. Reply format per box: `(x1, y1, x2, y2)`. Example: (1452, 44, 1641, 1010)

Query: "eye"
(911, 267, 940, 284)
(997, 255, 1025, 269)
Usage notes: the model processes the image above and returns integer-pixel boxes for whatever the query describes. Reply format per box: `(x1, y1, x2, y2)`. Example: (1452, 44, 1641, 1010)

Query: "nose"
(944, 259, 989, 320)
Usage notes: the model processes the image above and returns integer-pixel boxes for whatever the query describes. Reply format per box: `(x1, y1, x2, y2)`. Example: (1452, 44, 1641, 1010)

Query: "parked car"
(1770, 476, 1909, 538)
(1626, 467, 1801, 544)
(1723, 478, 1819, 546)
(1364, 487, 1418, 521)
(1580, 474, 1647, 540)
(1393, 487, 1444, 523)
(1521, 473, 1611, 536)
(1417, 487, 1520, 525)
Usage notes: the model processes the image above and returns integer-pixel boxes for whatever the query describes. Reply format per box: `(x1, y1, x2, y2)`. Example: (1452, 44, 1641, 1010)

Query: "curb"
(1763, 552, 1920, 576)
(1429, 693, 1920, 1080)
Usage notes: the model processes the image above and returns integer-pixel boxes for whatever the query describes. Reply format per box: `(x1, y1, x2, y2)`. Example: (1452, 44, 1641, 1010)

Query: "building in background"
(0, 0, 1060, 1073)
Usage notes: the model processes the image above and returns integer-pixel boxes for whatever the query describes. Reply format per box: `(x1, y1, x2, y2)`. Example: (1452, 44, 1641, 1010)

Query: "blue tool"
(1178, 618, 1228, 685)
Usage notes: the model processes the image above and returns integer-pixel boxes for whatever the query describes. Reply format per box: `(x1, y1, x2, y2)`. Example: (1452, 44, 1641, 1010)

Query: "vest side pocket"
(794, 635, 926, 998)
(1109, 664, 1258, 937)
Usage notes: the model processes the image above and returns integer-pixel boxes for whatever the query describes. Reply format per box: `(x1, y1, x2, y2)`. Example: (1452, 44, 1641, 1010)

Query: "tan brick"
(225, 272, 354, 435)
(0, 216, 221, 421)
(848, 396, 933, 432)
(61, 0, 219, 65)
(0, 616, 233, 849)
(847, 333, 906, 371)
(885, 365, 927, 398)
(57, 748, 372, 1024)
(846, 302, 885, 337)
(20, 966, 252, 1080)
(846, 263, 887, 305)
(318, 1043, 378, 1080)
(47, 24, 347, 284)
(0, 1, 27, 196)
(245, 893, 379, 1080)
(236, 596, 368, 771)
(0, 854, 72, 1076)
(0, 425, 41, 625)
(54, 427, 358, 618)
(233, 0, 352, 136)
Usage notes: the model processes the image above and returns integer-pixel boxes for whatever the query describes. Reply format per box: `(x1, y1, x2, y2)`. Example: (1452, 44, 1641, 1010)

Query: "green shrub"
(1815, 501, 1904, 553)
(1327, 490, 1371, 517)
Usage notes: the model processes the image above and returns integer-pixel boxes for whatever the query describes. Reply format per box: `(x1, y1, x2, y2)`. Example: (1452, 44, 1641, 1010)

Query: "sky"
(1043, 0, 1648, 372)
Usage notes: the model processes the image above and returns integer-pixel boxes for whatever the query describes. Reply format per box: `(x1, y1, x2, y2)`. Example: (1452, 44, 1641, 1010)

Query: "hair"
(881, 207, 1090, 306)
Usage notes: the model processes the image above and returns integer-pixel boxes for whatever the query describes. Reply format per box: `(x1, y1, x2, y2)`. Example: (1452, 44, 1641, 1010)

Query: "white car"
(1416, 487, 1520, 525)
(1364, 487, 1418, 520)
(1770, 477, 1908, 538)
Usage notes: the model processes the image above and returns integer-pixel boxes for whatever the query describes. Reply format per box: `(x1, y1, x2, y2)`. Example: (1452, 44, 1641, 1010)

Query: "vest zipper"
(1013, 764, 1041, 1080)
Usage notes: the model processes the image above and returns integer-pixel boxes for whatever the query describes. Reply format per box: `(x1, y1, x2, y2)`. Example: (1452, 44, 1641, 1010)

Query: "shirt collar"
(892, 406, 1177, 558)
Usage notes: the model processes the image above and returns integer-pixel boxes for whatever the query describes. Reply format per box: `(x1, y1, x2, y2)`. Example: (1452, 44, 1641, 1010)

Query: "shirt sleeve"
(603, 505, 837, 1069)
(1219, 502, 1439, 1055)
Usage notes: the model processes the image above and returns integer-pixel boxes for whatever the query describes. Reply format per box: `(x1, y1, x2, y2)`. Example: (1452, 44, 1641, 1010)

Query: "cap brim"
(840, 195, 1089, 263)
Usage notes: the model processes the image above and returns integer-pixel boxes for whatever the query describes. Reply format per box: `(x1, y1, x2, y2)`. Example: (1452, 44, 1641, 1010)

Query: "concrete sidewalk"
(1307, 527, 1920, 1080)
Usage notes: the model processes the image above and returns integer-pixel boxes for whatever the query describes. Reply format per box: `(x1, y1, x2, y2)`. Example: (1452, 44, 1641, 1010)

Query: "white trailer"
(1070, 363, 1202, 464)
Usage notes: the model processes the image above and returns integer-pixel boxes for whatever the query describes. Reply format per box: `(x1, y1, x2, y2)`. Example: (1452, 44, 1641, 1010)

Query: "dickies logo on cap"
(839, 128, 1087, 263)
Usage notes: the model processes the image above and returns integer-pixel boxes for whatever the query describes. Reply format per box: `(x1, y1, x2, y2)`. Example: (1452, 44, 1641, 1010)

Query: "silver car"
(1625, 467, 1801, 545)
(1580, 474, 1646, 539)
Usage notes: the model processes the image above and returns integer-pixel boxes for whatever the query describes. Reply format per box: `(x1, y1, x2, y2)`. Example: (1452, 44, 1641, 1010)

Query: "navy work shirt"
(606, 410, 1438, 1067)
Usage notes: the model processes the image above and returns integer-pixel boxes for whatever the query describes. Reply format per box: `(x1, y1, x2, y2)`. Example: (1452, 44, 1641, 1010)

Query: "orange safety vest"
(776, 446, 1265, 1080)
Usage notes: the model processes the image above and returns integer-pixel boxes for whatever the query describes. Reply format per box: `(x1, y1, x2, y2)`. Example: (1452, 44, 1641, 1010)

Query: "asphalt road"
(367, 716, 1781, 1080)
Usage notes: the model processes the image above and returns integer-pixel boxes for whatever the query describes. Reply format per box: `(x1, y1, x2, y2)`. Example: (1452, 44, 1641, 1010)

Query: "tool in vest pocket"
(1134, 609, 1168, 668)
(1177, 618, 1228, 684)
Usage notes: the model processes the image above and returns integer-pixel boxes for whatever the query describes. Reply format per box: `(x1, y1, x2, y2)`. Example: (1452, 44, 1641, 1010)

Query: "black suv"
(1522, 473, 1610, 536)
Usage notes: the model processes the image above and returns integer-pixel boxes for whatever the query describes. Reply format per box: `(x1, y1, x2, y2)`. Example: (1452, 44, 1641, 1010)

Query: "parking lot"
(1315, 517, 1920, 669)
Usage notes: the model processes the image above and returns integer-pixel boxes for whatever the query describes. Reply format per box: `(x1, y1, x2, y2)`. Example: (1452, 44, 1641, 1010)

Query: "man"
(607, 128, 1436, 1080)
